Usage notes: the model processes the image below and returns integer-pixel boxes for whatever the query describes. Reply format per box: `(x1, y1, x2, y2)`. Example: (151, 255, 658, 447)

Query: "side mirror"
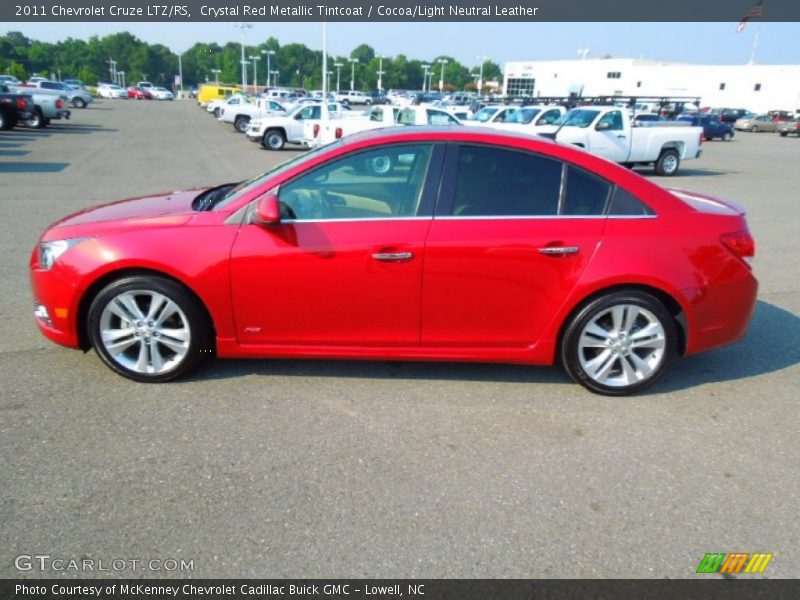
(595, 121, 611, 131)
(253, 194, 281, 226)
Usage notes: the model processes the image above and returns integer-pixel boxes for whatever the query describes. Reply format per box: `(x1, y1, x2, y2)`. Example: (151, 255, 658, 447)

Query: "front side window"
(597, 110, 623, 131)
(426, 110, 458, 125)
(538, 109, 562, 125)
(559, 109, 601, 128)
(278, 144, 434, 220)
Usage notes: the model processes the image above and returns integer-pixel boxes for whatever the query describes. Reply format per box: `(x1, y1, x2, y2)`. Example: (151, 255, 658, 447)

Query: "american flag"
(737, 0, 765, 32)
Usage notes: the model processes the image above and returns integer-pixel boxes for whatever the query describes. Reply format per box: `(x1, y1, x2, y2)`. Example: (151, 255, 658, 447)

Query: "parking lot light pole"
(349, 58, 358, 91)
(377, 55, 386, 92)
(438, 58, 448, 93)
(233, 22, 252, 91)
(261, 49, 275, 89)
(211, 69, 221, 85)
(248, 55, 260, 89)
(476, 55, 487, 95)
(334, 62, 343, 92)
(421, 64, 430, 92)
(271, 70, 279, 86)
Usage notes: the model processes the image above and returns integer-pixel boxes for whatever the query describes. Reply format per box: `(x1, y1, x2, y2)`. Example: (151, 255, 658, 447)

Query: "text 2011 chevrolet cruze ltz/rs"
(30, 127, 757, 395)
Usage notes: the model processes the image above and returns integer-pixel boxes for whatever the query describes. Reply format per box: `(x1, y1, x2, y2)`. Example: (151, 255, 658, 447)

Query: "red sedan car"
(126, 86, 151, 100)
(29, 127, 757, 394)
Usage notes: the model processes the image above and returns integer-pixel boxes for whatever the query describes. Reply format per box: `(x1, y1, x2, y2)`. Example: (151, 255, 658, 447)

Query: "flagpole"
(749, 21, 762, 64)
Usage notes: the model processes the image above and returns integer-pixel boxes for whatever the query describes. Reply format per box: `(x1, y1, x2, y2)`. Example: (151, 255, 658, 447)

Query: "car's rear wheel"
(779, 131, 788, 137)
(234, 116, 250, 133)
(654, 149, 680, 176)
(751, 125, 759, 133)
(72, 98, 86, 109)
(0, 111, 8, 130)
(88, 275, 212, 382)
(262, 129, 286, 150)
(561, 290, 675, 395)
(24, 108, 45, 129)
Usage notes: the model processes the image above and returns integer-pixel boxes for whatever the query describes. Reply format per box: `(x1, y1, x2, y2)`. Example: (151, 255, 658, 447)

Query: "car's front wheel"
(722, 131, 732, 141)
(72, 98, 86, 108)
(87, 275, 213, 382)
(560, 290, 675, 395)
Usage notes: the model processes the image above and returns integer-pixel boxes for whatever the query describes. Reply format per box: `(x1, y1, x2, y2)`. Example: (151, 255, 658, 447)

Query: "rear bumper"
(683, 268, 758, 356)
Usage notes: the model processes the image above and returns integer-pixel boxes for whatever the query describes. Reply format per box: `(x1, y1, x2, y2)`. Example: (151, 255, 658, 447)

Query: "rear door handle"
(372, 252, 414, 262)
(538, 246, 579, 256)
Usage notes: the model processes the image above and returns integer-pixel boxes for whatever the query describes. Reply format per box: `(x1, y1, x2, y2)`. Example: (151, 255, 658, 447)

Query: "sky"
(4, 22, 799, 67)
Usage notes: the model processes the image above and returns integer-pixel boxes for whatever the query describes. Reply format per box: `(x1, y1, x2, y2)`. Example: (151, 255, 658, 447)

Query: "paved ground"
(1, 99, 798, 578)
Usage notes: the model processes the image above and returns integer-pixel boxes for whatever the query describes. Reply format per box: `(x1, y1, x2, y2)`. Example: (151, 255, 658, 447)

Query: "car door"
(229, 143, 444, 346)
(422, 144, 608, 346)
(590, 110, 630, 162)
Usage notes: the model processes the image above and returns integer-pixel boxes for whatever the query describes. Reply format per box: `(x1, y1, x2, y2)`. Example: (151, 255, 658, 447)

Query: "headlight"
(38, 238, 87, 270)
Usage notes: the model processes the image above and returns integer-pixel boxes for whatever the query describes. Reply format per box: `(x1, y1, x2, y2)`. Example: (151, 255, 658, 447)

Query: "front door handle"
(372, 252, 414, 262)
(538, 246, 579, 256)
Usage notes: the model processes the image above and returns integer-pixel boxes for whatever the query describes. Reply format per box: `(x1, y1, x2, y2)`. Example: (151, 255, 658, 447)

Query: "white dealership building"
(503, 58, 800, 113)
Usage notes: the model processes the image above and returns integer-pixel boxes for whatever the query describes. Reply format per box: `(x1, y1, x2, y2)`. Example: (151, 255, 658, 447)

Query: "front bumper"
(29, 258, 81, 348)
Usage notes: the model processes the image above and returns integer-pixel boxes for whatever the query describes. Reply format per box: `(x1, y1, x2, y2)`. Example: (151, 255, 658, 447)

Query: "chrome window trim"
(276, 216, 433, 224)
(432, 214, 658, 221)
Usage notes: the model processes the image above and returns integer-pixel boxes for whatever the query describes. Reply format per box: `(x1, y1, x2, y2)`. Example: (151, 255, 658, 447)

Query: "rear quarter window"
(608, 188, 656, 216)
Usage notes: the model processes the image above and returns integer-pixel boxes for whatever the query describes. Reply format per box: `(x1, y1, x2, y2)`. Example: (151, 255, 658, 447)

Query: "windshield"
(210, 141, 344, 211)
(555, 109, 601, 128)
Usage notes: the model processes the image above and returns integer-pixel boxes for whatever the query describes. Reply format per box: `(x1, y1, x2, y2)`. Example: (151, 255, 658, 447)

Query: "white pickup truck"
(245, 102, 351, 150)
(218, 97, 286, 132)
(306, 105, 461, 149)
(539, 106, 703, 176)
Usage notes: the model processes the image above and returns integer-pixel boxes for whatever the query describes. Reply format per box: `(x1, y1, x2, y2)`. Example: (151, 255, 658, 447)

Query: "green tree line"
(0, 31, 503, 92)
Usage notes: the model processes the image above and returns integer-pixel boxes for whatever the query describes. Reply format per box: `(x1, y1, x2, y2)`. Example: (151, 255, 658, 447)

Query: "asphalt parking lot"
(1, 99, 798, 578)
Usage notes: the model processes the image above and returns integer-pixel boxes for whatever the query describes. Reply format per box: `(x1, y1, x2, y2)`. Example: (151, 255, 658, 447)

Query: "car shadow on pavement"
(0, 162, 69, 173)
(644, 168, 733, 177)
(192, 301, 797, 393)
(46, 125, 118, 134)
(0, 149, 31, 157)
(650, 300, 799, 394)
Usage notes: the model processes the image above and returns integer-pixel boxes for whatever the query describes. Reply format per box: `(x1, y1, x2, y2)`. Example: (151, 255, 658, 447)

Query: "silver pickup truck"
(8, 85, 71, 128)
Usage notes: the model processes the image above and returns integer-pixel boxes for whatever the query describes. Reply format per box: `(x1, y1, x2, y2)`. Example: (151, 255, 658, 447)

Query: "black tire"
(751, 125, 759, 133)
(262, 129, 286, 150)
(779, 132, 787, 137)
(72, 97, 86, 109)
(234, 115, 250, 133)
(654, 149, 680, 176)
(722, 131, 732, 141)
(0, 111, 9, 130)
(87, 275, 213, 383)
(213, 107, 222, 118)
(560, 290, 676, 396)
(341, 99, 350, 107)
(365, 99, 372, 106)
(24, 108, 45, 129)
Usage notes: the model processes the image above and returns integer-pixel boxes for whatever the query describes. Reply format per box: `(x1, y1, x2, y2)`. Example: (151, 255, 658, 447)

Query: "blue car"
(677, 115, 735, 141)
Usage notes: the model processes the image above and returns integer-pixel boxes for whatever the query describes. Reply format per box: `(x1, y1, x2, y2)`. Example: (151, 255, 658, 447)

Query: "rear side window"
(562, 166, 611, 216)
(451, 146, 562, 216)
(608, 187, 655, 216)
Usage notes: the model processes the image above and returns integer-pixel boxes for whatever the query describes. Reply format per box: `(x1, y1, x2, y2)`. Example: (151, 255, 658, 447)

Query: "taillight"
(16, 98, 26, 110)
(56, 99, 63, 109)
(721, 230, 755, 267)
(313, 124, 319, 138)
(335, 127, 343, 139)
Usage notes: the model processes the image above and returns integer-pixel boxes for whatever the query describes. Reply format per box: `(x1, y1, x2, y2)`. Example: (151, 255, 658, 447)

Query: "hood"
(53, 188, 203, 227)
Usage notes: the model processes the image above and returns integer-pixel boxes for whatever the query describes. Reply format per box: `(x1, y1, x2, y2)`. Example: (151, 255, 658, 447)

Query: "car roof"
(344, 125, 557, 148)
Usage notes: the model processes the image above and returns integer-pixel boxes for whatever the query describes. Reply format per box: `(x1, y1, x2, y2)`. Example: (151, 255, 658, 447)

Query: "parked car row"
(98, 81, 175, 101)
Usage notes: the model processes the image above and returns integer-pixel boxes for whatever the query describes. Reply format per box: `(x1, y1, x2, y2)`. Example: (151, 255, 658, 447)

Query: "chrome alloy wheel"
(98, 290, 191, 375)
(577, 304, 666, 388)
